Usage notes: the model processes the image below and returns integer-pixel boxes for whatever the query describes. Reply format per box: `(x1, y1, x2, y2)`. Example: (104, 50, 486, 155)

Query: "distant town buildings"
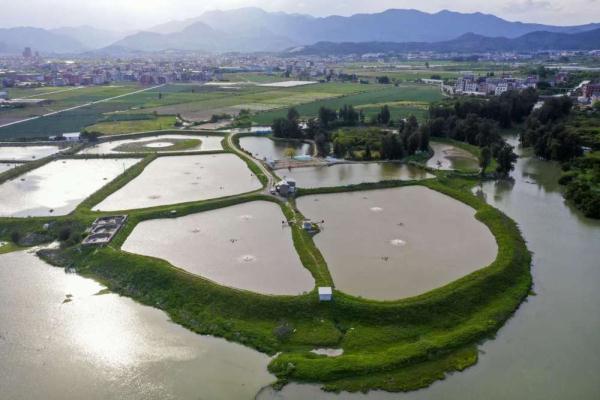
(453, 72, 538, 96)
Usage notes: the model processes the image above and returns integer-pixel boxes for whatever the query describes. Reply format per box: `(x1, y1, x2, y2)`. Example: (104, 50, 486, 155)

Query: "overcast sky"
(0, 0, 598, 30)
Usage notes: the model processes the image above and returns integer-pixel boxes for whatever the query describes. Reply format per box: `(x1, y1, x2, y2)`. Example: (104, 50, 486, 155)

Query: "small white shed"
(318, 287, 333, 302)
(63, 132, 81, 142)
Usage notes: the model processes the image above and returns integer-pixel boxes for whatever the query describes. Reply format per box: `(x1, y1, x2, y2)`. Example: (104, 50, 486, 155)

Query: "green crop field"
(0, 82, 437, 140)
(252, 84, 443, 124)
(137, 82, 382, 122)
(85, 115, 177, 135)
(0, 84, 161, 139)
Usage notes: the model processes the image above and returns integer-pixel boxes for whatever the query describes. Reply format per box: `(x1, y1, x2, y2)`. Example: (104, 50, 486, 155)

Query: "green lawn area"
(85, 115, 177, 135)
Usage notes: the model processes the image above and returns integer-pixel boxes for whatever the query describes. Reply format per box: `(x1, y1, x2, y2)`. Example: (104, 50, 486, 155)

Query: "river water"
(0, 250, 274, 400)
(257, 136, 600, 399)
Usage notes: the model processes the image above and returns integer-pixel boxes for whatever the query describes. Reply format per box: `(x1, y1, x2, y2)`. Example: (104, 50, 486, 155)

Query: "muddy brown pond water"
(281, 163, 433, 188)
(122, 201, 314, 295)
(0, 158, 140, 217)
(239, 136, 311, 161)
(94, 154, 261, 211)
(297, 186, 497, 300)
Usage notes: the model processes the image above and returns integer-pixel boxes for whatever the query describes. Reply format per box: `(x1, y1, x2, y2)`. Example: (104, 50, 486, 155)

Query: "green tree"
(495, 144, 518, 177)
(407, 133, 420, 155)
(377, 105, 391, 125)
(284, 147, 296, 159)
(479, 146, 492, 175)
(318, 106, 337, 128)
(363, 144, 372, 161)
(287, 107, 300, 122)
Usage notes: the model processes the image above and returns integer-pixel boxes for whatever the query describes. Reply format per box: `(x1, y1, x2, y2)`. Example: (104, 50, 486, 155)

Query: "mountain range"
(292, 28, 600, 55)
(0, 8, 599, 55)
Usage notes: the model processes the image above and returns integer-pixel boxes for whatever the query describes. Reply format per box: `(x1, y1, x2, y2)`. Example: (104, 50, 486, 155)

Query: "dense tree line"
(521, 96, 599, 218)
(429, 88, 538, 129)
(272, 108, 302, 139)
(520, 96, 583, 161)
(331, 115, 430, 161)
(559, 155, 600, 218)
(424, 90, 538, 176)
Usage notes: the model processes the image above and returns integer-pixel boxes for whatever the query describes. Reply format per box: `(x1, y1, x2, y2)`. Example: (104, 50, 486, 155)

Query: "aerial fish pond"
(0, 133, 531, 395)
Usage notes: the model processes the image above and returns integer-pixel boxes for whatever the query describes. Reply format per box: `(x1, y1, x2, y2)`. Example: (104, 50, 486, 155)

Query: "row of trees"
(429, 88, 538, 129)
(520, 96, 582, 161)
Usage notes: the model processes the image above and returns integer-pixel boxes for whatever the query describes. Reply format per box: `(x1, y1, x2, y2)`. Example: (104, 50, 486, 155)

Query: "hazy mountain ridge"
(0, 8, 598, 55)
(119, 8, 600, 53)
(0, 27, 87, 54)
(50, 26, 129, 49)
(290, 28, 600, 55)
(110, 20, 296, 53)
(149, 7, 600, 45)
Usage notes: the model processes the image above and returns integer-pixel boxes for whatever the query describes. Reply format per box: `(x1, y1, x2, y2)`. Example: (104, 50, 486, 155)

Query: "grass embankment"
(0, 130, 531, 392)
(223, 133, 269, 186)
(267, 177, 531, 391)
(429, 137, 499, 173)
(112, 138, 201, 153)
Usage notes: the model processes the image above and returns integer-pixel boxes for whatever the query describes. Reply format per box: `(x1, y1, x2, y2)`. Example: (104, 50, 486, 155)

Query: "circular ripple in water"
(237, 254, 257, 263)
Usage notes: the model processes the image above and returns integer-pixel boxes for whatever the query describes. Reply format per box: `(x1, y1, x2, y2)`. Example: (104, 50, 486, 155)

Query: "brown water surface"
(0, 250, 274, 400)
(297, 186, 497, 299)
(123, 201, 314, 295)
(282, 163, 433, 188)
(0, 158, 139, 217)
(95, 154, 261, 211)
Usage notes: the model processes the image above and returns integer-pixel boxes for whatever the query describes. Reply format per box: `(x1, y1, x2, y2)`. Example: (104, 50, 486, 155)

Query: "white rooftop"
(318, 287, 333, 295)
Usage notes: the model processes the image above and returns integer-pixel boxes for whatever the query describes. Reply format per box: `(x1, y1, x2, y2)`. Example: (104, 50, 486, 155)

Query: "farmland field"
(0, 84, 165, 139)
(137, 82, 382, 122)
(251, 84, 443, 124)
(0, 82, 439, 139)
(85, 115, 177, 135)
